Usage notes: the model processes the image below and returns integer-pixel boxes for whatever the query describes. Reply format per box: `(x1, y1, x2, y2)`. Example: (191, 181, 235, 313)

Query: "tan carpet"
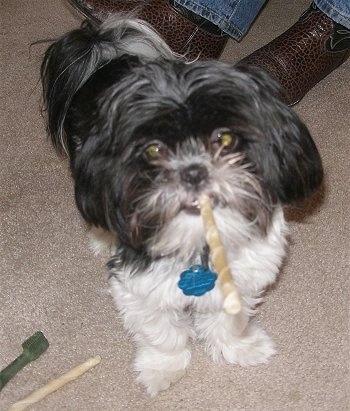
(1, 0, 349, 410)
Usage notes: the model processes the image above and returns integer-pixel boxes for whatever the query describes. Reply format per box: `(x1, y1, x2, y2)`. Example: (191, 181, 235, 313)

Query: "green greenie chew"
(0, 331, 49, 391)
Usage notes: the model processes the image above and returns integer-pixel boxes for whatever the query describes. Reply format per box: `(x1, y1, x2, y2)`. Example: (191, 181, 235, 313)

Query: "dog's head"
(65, 59, 323, 257)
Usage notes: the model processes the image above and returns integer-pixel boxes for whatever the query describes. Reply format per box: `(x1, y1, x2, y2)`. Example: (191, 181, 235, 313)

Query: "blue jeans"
(315, 0, 350, 28)
(174, 0, 350, 40)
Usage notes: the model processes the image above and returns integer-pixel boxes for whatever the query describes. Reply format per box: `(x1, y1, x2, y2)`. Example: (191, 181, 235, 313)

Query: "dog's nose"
(180, 164, 209, 188)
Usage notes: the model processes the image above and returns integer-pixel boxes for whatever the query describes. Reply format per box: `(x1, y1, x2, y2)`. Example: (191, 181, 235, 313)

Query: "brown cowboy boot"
(67, 0, 229, 60)
(239, 3, 350, 105)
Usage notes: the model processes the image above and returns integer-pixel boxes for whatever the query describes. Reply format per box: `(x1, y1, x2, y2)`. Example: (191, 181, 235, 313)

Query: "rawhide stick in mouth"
(199, 194, 242, 315)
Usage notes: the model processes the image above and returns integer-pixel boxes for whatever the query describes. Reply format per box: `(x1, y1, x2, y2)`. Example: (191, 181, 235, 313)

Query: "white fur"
(88, 226, 117, 256)
(101, 16, 181, 61)
(107, 207, 288, 396)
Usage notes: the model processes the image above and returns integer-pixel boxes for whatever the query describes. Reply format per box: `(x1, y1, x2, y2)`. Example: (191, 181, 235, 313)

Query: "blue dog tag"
(178, 265, 217, 297)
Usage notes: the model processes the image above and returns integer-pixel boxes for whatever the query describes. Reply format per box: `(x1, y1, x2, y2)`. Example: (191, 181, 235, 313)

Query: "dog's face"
(64, 59, 323, 257)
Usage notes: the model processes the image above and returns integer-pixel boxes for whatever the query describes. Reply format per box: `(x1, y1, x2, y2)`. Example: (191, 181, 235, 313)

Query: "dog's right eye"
(143, 142, 167, 162)
(146, 144, 161, 158)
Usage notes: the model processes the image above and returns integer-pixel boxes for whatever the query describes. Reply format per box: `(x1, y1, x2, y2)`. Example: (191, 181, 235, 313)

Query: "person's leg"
(239, 2, 350, 105)
(67, 0, 265, 58)
(313, 0, 350, 52)
(67, 0, 231, 59)
(314, 0, 350, 28)
(174, 0, 266, 41)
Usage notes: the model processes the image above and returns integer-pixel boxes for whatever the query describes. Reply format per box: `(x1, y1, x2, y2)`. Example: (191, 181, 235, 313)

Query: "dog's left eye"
(220, 132, 234, 148)
(211, 128, 239, 153)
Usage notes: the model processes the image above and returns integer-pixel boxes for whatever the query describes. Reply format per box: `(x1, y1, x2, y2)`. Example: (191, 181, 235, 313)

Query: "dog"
(41, 17, 323, 396)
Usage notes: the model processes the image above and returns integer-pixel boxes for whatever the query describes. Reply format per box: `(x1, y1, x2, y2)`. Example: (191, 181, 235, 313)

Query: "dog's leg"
(195, 310, 275, 366)
(110, 277, 193, 396)
(127, 307, 193, 396)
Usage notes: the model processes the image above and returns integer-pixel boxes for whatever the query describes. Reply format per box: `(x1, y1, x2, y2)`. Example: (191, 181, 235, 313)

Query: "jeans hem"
(174, 0, 245, 40)
(314, 0, 350, 28)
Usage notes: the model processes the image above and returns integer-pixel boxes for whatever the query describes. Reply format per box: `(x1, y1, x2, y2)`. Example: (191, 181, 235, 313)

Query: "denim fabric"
(174, 0, 266, 41)
(315, 0, 350, 28)
(174, 0, 350, 39)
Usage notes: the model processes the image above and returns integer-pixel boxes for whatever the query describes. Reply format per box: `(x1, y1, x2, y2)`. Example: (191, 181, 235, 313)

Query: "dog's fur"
(41, 17, 323, 395)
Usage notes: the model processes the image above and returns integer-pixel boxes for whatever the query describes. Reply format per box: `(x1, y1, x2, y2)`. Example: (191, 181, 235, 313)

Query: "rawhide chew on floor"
(8, 356, 101, 411)
(199, 194, 242, 315)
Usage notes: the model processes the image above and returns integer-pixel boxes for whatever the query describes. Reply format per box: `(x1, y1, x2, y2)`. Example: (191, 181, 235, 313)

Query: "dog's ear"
(236, 65, 323, 205)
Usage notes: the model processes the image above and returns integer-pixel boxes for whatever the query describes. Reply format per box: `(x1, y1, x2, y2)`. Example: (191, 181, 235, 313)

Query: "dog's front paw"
(209, 322, 276, 366)
(136, 369, 185, 397)
(134, 347, 191, 396)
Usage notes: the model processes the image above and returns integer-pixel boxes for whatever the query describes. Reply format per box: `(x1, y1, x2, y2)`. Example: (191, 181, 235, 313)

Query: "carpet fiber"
(1, 0, 349, 410)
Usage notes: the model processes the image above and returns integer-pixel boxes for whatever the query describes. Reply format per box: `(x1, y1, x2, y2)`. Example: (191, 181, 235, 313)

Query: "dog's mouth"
(182, 198, 201, 214)
(181, 194, 217, 215)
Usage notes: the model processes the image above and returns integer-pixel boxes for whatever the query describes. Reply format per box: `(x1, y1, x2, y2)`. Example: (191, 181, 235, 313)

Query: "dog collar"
(178, 246, 217, 297)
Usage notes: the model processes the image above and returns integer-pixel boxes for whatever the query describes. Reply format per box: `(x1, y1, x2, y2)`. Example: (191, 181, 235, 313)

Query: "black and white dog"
(41, 17, 323, 395)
